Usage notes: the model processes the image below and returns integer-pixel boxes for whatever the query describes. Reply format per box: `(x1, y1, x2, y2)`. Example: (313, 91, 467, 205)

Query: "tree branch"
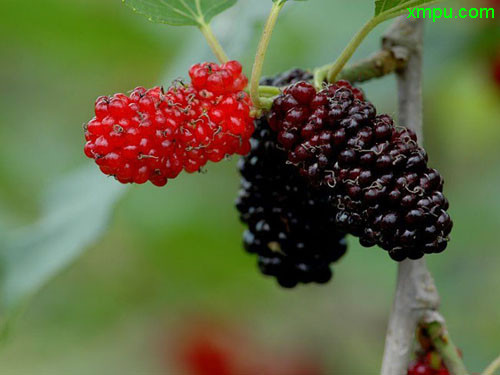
(380, 259, 441, 375)
(380, 16, 467, 375)
(337, 48, 408, 83)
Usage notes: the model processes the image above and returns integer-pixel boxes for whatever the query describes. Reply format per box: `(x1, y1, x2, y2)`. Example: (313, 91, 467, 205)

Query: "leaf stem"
(326, 17, 379, 83)
(250, 0, 286, 108)
(314, 0, 442, 89)
(198, 22, 229, 64)
(483, 354, 500, 375)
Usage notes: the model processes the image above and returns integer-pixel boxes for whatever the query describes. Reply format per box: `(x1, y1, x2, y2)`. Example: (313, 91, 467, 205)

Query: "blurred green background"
(0, 0, 499, 373)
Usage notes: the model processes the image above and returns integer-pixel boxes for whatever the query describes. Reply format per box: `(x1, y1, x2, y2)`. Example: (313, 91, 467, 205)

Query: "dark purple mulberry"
(270, 81, 452, 261)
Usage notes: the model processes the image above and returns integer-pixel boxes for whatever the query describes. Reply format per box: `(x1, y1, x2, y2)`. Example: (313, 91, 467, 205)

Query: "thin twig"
(337, 48, 408, 83)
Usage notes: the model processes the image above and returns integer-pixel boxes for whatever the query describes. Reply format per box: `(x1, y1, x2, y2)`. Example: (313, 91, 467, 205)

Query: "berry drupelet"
(236, 70, 347, 288)
(269, 81, 452, 261)
(84, 61, 253, 186)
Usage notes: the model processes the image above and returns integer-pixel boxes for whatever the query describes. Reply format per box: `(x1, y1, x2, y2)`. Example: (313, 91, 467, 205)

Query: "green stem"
(249, 96, 276, 119)
(483, 354, 500, 375)
(250, 0, 286, 108)
(313, 64, 329, 90)
(326, 17, 379, 83)
(245, 85, 281, 98)
(259, 97, 275, 110)
(258, 85, 282, 97)
(199, 22, 229, 64)
(423, 322, 469, 375)
(313, 5, 431, 89)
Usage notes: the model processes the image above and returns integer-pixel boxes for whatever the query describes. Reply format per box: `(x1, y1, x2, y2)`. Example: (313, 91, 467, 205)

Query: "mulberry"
(236, 70, 347, 288)
(270, 81, 452, 261)
(84, 61, 253, 186)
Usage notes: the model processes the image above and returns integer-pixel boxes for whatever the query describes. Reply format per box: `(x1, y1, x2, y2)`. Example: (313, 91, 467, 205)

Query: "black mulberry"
(236, 70, 348, 287)
(269, 81, 452, 261)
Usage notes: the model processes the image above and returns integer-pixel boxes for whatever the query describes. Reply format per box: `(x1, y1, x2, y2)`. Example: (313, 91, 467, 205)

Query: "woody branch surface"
(337, 48, 408, 83)
(380, 16, 441, 375)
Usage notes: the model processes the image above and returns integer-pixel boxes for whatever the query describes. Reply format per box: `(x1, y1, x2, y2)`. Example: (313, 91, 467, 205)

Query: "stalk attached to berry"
(250, 0, 288, 110)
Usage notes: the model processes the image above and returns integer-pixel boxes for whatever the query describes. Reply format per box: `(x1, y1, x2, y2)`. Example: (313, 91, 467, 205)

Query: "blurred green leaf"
(374, 0, 441, 17)
(273, 0, 309, 3)
(0, 166, 126, 330)
(123, 0, 237, 26)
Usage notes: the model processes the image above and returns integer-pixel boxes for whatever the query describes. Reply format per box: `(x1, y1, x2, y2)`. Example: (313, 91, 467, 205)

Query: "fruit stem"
(250, 0, 286, 109)
(259, 96, 275, 110)
(199, 22, 229, 64)
(482, 354, 500, 375)
(244, 86, 281, 99)
(258, 85, 282, 97)
(421, 322, 469, 375)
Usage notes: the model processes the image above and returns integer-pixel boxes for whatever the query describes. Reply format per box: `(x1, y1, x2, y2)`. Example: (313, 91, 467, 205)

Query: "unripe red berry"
(84, 61, 254, 186)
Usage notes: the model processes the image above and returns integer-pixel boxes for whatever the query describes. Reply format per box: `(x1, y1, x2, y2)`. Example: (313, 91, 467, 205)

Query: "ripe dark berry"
(270, 81, 452, 261)
(84, 61, 253, 186)
(288, 81, 317, 104)
(236, 70, 347, 288)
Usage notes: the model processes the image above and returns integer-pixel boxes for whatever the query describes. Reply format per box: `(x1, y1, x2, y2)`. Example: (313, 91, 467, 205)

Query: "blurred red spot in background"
(163, 317, 325, 375)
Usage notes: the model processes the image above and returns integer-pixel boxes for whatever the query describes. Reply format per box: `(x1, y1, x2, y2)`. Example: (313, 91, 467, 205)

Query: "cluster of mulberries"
(269, 81, 452, 261)
(236, 70, 347, 288)
(84, 61, 253, 186)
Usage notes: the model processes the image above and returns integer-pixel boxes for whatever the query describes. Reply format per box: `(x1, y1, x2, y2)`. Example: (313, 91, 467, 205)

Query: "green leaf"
(123, 0, 238, 27)
(375, 0, 440, 17)
(0, 166, 126, 331)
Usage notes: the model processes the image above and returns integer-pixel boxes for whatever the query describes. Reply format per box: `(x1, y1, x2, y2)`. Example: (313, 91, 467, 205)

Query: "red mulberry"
(84, 61, 253, 186)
